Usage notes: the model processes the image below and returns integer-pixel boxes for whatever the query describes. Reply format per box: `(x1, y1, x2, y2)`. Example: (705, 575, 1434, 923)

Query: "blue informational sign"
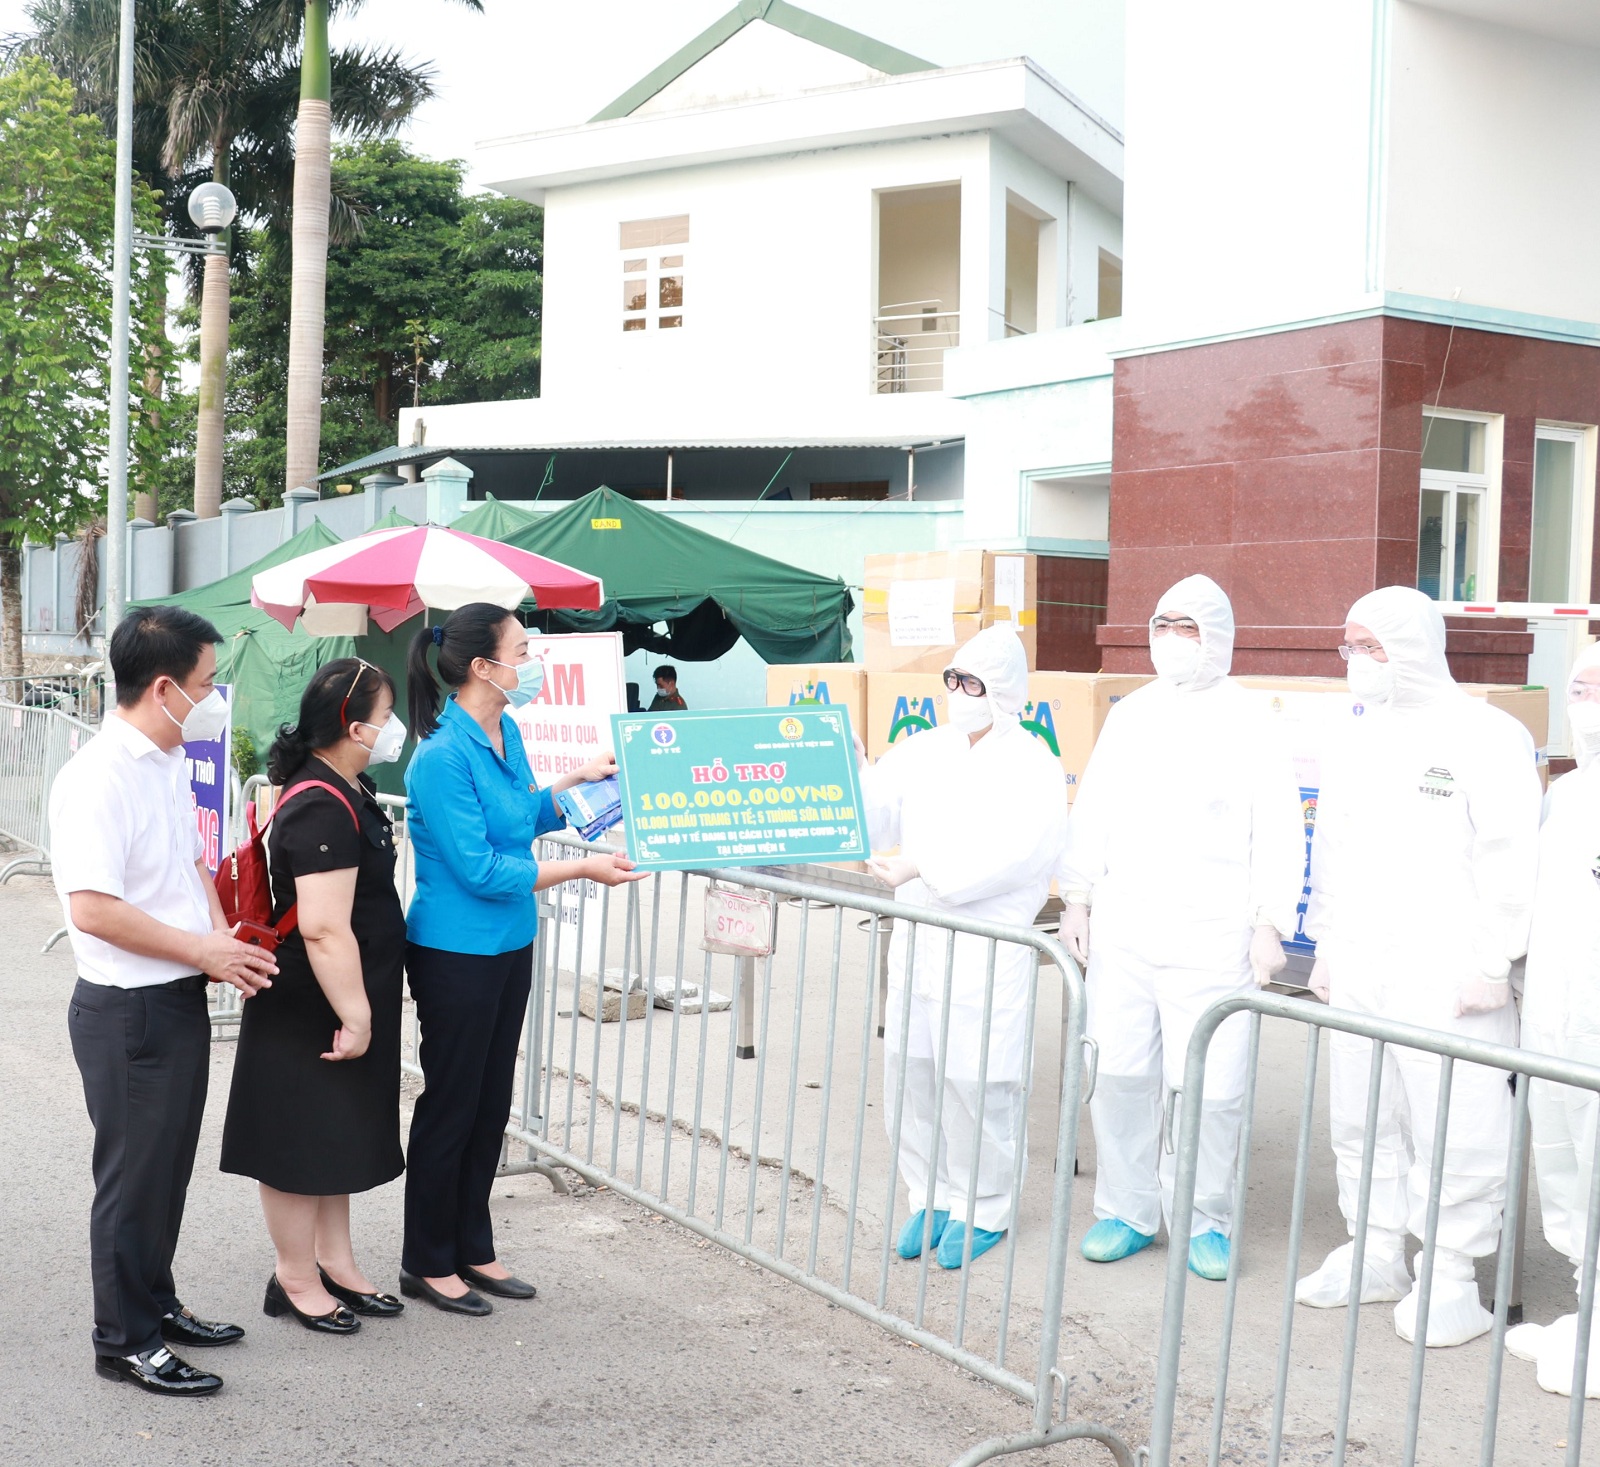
(611, 706, 866, 872)
(183, 684, 231, 876)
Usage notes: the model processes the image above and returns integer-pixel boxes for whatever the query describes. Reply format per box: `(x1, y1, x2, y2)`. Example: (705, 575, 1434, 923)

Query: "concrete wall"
(1385, 2, 1600, 325)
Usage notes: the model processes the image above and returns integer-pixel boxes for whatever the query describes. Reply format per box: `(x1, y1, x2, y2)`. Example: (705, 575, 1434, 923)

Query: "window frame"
(1529, 421, 1597, 607)
(1417, 408, 1502, 606)
(620, 216, 688, 333)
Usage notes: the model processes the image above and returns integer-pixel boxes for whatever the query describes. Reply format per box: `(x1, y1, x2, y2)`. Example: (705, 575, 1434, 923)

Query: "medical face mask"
(1568, 699, 1600, 767)
(1149, 633, 1203, 685)
(162, 680, 228, 743)
(947, 691, 993, 734)
(1346, 653, 1395, 704)
(358, 712, 407, 765)
(488, 658, 545, 709)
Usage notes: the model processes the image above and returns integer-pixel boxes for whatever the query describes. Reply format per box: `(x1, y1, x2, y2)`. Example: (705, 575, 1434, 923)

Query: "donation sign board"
(184, 684, 232, 875)
(612, 707, 866, 873)
(509, 632, 627, 784)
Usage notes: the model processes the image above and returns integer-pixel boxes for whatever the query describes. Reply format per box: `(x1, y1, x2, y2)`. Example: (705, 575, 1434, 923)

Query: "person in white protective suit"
(1058, 574, 1305, 1282)
(861, 624, 1068, 1270)
(1296, 586, 1541, 1347)
(1504, 642, 1600, 1396)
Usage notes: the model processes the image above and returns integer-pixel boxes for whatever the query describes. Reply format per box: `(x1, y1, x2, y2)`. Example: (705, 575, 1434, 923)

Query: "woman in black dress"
(221, 658, 408, 1333)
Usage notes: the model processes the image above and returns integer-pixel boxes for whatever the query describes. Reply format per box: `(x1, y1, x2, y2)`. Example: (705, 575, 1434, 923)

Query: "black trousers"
(67, 977, 210, 1357)
(403, 942, 533, 1278)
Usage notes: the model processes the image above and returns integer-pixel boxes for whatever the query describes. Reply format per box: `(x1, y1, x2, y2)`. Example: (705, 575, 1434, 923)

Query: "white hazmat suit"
(1059, 575, 1304, 1267)
(1505, 641, 1600, 1395)
(862, 625, 1068, 1247)
(1298, 586, 1540, 1347)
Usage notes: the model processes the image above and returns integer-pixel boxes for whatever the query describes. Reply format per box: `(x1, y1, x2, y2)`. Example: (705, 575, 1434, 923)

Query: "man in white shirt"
(52, 606, 277, 1397)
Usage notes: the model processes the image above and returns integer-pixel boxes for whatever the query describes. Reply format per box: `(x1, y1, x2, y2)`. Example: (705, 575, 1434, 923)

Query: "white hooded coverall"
(1509, 641, 1600, 1392)
(1059, 575, 1304, 1239)
(862, 626, 1068, 1234)
(1303, 586, 1540, 1342)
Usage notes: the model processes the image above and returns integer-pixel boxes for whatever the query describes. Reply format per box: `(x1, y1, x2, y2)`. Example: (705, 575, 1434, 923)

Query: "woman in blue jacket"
(400, 602, 641, 1316)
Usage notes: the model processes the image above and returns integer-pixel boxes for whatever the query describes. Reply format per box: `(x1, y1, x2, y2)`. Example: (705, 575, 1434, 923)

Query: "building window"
(1097, 250, 1123, 321)
(1417, 411, 1491, 602)
(620, 215, 688, 331)
(1530, 425, 1592, 604)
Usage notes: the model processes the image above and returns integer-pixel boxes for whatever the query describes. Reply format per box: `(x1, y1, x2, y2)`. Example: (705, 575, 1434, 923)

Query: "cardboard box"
(863, 551, 1037, 619)
(865, 669, 1151, 802)
(866, 673, 947, 758)
(1024, 672, 1153, 801)
(765, 663, 867, 743)
(863, 612, 1038, 675)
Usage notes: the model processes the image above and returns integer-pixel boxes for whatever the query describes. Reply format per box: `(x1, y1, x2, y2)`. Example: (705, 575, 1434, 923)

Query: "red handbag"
(217, 779, 359, 951)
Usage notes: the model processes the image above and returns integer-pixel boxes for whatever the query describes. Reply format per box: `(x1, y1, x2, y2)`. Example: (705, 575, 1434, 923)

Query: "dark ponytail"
(267, 656, 396, 784)
(408, 602, 521, 740)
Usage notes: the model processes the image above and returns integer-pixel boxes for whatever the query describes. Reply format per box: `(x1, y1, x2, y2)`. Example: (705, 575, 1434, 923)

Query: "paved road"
(0, 876, 1030, 1467)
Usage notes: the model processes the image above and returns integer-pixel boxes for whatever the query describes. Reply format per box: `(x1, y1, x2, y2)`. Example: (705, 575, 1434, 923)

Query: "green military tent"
(453, 486, 855, 663)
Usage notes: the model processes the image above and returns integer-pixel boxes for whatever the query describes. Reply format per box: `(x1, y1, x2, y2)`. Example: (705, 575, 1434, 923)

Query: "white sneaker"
(1394, 1274, 1492, 1347)
(1295, 1242, 1411, 1309)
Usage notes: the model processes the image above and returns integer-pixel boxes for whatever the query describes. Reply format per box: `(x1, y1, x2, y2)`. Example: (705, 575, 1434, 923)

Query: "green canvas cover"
(477, 486, 855, 663)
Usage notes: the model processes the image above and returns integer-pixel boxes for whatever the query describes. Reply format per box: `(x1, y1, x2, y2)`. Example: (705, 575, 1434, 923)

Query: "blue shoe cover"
(937, 1222, 1006, 1270)
(1188, 1229, 1230, 1281)
(1081, 1217, 1155, 1263)
(896, 1209, 950, 1260)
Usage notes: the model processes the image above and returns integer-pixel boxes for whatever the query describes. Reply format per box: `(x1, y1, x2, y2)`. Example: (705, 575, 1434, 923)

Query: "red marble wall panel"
(1103, 315, 1600, 680)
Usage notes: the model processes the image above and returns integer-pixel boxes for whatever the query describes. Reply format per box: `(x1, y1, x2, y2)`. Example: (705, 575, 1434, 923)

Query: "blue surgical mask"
(488, 658, 545, 709)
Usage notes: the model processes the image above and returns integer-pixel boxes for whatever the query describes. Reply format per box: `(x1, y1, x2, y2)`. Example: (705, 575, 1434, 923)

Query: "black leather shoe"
(319, 1266, 404, 1317)
(398, 1269, 492, 1316)
(262, 1274, 360, 1334)
(95, 1346, 222, 1397)
(460, 1263, 537, 1300)
(161, 1306, 245, 1348)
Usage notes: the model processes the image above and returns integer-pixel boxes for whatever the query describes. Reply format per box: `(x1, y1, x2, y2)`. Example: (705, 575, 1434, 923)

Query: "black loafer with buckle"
(161, 1306, 245, 1348)
(262, 1274, 360, 1334)
(95, 1346, 223, 1397)
(319, 1266, 404, 1317)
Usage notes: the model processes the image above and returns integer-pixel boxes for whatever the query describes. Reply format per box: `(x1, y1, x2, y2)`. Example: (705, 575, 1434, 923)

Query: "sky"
(0, 0, 1124, 188)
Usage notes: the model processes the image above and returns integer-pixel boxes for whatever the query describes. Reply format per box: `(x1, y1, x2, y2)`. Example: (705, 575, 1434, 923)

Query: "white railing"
(873, 303, 959, 394)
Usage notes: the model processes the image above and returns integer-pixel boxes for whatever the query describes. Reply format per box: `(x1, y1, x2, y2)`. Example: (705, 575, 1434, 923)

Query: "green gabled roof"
(590, 0, 934, 123)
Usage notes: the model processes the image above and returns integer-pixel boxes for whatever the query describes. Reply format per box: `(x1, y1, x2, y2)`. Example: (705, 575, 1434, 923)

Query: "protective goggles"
(1150, 616, 1200, 638)
(942, 668, 987, 698)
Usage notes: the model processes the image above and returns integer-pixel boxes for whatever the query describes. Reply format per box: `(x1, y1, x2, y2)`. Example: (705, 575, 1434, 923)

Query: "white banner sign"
(510, 632, 627, 782)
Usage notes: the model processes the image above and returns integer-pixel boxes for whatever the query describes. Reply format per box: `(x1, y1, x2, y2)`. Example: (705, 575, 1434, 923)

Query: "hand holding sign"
(584, 850, 648, 886)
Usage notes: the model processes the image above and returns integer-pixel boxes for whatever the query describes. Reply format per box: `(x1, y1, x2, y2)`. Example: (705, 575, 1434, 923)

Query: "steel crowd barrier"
(1148, 990, 1600, 1467)
(0, 700, 98, 883)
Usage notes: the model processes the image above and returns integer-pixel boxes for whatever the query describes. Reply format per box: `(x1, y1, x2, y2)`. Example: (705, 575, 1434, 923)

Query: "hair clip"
(431, 625, 445, 647)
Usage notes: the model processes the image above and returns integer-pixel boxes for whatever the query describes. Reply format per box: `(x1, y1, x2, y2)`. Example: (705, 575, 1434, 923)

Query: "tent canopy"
(453, 486, 854, 663)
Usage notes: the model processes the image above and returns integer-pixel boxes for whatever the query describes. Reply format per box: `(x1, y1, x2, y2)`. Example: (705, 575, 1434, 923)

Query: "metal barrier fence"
(0, 700, 99, 883)
(0, 673, 104, 723)
(1149, 991, 1600, 1467)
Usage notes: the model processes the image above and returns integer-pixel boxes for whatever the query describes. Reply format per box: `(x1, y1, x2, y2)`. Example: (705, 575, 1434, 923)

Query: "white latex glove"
(1249, 925, 1287, 989)
(869, 854, 919, 889)
(851, 731, 868, 775)
(1062, 902, 1090, 967)
(1455, 973, 1511, 1017)
(1308, 955, 1331, 1003)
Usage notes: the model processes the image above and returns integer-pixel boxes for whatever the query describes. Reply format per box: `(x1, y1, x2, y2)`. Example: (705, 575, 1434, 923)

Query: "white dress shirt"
(49, 712, 213, 988)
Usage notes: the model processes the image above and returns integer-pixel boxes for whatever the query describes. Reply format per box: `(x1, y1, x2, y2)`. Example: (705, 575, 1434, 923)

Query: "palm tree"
(17, 0, 443, 516)
(282, 0, 482, 499)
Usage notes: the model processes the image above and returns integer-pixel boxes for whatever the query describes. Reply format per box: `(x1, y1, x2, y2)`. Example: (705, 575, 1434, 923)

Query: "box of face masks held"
(556, 776, 623, 841)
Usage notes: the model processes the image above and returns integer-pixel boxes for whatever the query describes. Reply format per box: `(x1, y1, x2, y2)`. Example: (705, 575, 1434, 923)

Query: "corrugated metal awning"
(317, 436, 964, 482)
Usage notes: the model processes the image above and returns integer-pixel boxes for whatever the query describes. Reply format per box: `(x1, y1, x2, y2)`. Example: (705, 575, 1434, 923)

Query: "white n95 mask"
(1149, 634, 1202, 685)
(947, 692, 993, 734)
(164, 682, 228, 744)
(359, 712, 408, 765)
(1346, 654, 1395, 705)
(1568, 699, 1600, 767)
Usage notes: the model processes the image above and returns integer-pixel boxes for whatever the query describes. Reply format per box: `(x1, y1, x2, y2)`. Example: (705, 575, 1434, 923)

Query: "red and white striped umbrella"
(251, 525, 604, 636)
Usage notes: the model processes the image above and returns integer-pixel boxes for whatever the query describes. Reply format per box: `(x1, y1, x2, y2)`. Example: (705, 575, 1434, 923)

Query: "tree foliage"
(217, 139, 541, 498)
(0, 58, 169, 667)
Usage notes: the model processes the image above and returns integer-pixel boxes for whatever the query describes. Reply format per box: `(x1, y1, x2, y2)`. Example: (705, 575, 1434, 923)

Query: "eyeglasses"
(943, 668, 986, 697)
(1150, 617, 1201, 639)
(1571, 682, 1600, 704)
(1337, 643, 1385, 661)
(339, 658, 380, 727)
